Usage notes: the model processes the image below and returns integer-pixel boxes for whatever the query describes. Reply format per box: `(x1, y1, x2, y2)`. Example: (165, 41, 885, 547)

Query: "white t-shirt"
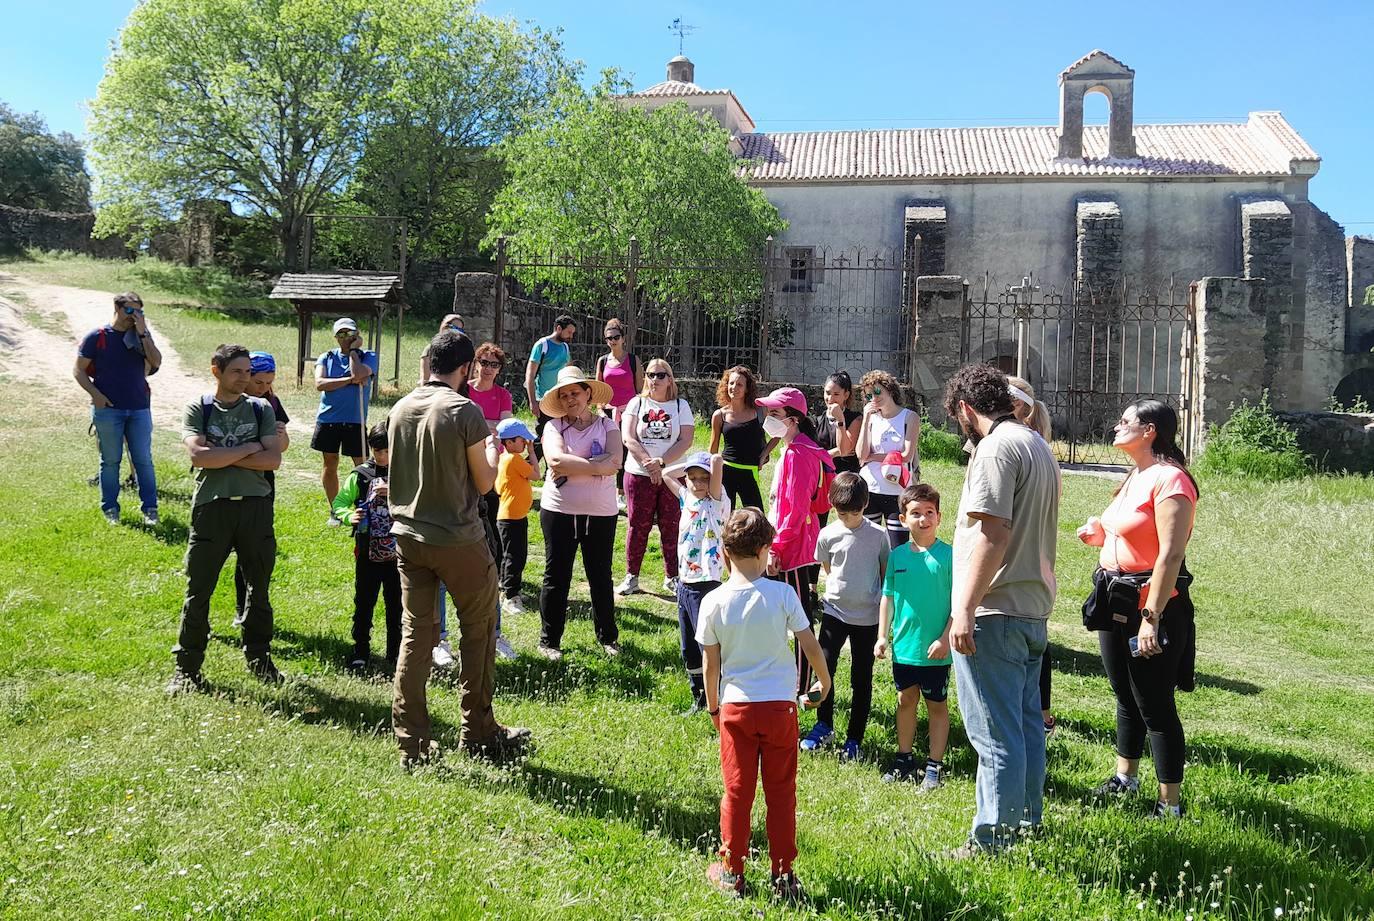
(623, 396, 694, 477)
(696, 577, 810, 704)
(678, 492, 730, 583)
(861, 407, 917, 495)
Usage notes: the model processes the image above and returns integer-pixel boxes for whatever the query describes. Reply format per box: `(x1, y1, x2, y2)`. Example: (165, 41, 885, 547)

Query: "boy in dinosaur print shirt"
(664, 451, 729, 713)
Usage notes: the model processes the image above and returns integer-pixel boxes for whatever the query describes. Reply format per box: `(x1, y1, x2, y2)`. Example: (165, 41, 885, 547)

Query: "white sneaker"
(495, 635, 516, 660)
(616, 495, 628, 515)
(142, 510, 160, 527)
(500, 596, 525, 616)
(432, 640, 455, 669)
(326, 512, 342, 528)
(663, 577, 679, 595)
(615, 574, 640, 595)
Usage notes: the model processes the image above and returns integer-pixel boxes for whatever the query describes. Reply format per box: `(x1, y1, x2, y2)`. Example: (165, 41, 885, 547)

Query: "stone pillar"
(1074, 199, 1123, 404)
(1238, 196, 1296, 406)
(1075, 199, 1123, 298)
(903, 201, 947, 275)
(1347, 236, 1374, 352)
(911, 275, 968, 422)
(1192, 277, 1271, 440)
(451, 272, 498, 349)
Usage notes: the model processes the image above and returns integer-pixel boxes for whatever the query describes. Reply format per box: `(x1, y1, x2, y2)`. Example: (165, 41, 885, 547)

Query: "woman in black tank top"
(709, 366, 774, 510)
(813, 371, 861, 475)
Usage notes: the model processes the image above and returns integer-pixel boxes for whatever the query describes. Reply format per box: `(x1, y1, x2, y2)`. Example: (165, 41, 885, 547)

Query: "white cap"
(332, 317, 358, 335)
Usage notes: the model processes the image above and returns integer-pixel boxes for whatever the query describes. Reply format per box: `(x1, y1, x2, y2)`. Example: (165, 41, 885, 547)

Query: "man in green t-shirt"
(167, 344, 285, 696)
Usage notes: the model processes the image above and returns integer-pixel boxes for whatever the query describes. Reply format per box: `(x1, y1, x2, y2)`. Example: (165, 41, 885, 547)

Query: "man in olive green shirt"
(167, 344, 285, 695)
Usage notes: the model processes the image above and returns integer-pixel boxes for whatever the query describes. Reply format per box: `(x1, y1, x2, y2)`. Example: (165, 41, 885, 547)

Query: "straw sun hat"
(539, 366, 614, 417)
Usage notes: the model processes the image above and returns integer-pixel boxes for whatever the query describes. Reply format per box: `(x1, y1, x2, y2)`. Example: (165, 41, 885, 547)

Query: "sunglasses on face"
(647, 371, 669, 380)
(866, 389, 883, 400)
(478, 359, 502, 369)
(604, 334, 622, 342)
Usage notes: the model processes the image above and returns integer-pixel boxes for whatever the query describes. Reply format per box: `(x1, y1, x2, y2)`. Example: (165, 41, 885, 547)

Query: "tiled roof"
(628, 80, 729, 98)
(269, 273, 403, 301)
(738, 114, 1320, 182)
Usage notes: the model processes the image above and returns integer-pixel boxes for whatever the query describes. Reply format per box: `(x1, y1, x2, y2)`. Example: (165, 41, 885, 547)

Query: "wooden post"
(295, 304, 308, 387)
(398, 219, 408, 280)
(759, 236, 774, 382)
(393, 301, 404, 388)
(493, 236, 508, 348)
(623, 236, 640, 350)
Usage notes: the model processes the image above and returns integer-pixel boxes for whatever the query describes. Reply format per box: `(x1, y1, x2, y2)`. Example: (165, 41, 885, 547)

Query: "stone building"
(622, 50, 1374, 415)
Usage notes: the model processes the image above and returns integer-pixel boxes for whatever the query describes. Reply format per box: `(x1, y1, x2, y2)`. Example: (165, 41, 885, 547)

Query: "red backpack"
(809, 450, 837, 517)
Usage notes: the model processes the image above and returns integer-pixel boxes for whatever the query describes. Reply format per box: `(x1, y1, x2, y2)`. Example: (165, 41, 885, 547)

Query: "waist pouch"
(1082, 564, 1193, 632)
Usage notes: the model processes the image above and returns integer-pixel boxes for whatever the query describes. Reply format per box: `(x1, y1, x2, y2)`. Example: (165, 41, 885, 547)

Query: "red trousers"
(718, 700, 799, 876)
(625, 472, 679, 577)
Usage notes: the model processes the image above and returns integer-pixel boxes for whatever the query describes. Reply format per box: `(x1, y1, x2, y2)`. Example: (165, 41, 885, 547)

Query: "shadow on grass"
(129, 515, 190, 546)
(1052, 643, 1263, 696)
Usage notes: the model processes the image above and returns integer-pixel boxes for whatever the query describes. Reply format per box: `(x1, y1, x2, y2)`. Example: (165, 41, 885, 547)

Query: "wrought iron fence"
(960, 274, 1196, 464)
(491, 238, 915, 387)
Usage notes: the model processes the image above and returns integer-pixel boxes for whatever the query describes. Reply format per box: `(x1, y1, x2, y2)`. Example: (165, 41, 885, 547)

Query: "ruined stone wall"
(1348, 236, 1374, 352)
(1299, 205, 1350, 406)
(1191, 277, 1272, 438)
(0, 203, 129, 258)
(1275, 410, 1374, 474)
(1238, 197, 1297, 407)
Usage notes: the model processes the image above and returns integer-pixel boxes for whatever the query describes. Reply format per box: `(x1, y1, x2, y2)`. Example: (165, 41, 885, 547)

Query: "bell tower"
(1057, 50, 1136, 160)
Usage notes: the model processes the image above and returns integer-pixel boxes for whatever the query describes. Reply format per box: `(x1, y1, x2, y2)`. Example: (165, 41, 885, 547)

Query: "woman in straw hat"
(535, 366, 623, 660)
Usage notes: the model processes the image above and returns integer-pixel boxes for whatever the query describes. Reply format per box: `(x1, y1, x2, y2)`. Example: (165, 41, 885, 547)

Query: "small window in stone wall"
(782, 246, 822, 292)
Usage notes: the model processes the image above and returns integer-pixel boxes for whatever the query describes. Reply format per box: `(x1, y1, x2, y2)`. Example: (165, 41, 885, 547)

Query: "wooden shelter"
(268, 273, 406, 392)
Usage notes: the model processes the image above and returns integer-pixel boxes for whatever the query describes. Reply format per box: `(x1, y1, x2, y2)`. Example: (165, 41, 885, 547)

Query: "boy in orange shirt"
(495, 419, 537, 615)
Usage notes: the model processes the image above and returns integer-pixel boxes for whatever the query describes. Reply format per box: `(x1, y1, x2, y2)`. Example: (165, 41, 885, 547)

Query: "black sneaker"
(1149, 800, 1186, 820)
(770, 872, 805, 903)
(1092, 773, 1140, 797)
(247, 656, 284, 686)
(346, 655, 369, 674)
(882, 756, 917, 783)
(165, 667, 207, 697)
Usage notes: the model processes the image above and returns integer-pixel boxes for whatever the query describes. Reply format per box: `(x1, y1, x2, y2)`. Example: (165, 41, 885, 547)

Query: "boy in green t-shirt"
(874, 483, 953, 789)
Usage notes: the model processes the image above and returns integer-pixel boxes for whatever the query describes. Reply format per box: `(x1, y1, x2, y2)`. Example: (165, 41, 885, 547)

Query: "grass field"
(1, 265, 1373, 919)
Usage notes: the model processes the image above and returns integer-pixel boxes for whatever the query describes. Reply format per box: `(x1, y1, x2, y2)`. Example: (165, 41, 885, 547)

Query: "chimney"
(666, 54, 694, 84)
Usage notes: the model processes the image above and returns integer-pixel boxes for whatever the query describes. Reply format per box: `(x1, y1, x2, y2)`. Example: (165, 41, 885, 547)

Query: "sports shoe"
(1148, 800, 1186, 820)
(706, 861, 744, 898)
(142, 510, 160, 527)
(839, 739, 861, 762)
(495, 635, 516, 660)
(882, 756, 917, 783)
(538, 645, 563, 662)
(432, 640, 455, 669)
(799, 721, 833, 751)
(602, 642, 621, 658)
(1043, 714, 1056, 736)
(615, 574, 640, 595)
(346, 655, 368, 673)
(1092, 773, 1141, 797)
(247, 656, 284, 686)
(165, 667, 207, 697)
(921, 760, 944, 791)
(662, 577, 679, 595)
(945, 841, 991, 861)
(770, 872, 805, 902)
(103, 509, 120, 525)
(616, 495, 628, 515)
(500, 596, 525, 616)
(459, 725, 532, 760)
(326, 512, 343, 528)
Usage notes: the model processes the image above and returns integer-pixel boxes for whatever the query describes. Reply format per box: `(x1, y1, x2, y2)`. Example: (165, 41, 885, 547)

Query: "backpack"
(810, 450, 838, 517)
(352, 464, 397, 563)
(193, 394, 267, 474)
(595, 351, 638, 383)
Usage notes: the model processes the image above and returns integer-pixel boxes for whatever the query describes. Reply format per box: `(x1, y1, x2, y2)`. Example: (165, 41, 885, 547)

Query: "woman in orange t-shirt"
(1077, 400, 1198, 819)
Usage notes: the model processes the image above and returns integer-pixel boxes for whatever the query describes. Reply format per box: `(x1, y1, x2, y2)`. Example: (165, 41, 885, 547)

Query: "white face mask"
(762, 414, 790, 439)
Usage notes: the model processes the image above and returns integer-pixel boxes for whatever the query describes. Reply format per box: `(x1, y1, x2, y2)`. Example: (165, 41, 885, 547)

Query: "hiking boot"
(495, 635, 517, 660)
(770, 872, 805, 903)
(247, 656, 284, 686)
(615, 574, 640, 595)
(800, 721, 833, 752)
(165, 667, 207, 697)
(103, 509, 121, 525)
(1092, 773, 1141, 798)
(346, 655, 369, 674)
(459, 725, 531, 760)
(706, 862, 744, 898)
(538, 645, 562, 662)
(881, 756, 917, 783)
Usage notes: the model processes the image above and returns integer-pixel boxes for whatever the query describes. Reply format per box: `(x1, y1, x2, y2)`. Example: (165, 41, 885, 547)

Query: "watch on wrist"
(1143, 608, 1162, 623)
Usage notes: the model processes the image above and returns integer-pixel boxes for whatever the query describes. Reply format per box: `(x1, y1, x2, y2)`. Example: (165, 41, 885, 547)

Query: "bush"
(1196, 392, 1311, 481)
(919, 412, 966, 465)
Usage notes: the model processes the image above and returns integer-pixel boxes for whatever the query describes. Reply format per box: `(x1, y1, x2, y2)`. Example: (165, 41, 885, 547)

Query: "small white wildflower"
(1274, 910, 1284, 919)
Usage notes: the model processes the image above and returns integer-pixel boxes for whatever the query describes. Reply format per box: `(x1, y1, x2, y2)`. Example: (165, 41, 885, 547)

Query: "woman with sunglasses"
(855, 370, 920, 549)
(595, 319, 643, 506)
(619, 358, 695, 596)
(468, 341, 516, 574)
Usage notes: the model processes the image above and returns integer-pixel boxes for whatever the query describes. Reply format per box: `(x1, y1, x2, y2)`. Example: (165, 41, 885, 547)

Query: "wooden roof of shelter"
(269, 273, 405, 302)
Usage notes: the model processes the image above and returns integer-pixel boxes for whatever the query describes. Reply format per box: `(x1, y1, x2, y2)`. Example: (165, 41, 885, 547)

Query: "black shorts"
(311, 422, 366, 458)
(892, 662, 951, 701)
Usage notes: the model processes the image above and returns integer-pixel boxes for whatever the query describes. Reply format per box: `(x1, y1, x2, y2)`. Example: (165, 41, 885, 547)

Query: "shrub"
(1196, 392, 1311, 481)
(919, 412, 966, 465)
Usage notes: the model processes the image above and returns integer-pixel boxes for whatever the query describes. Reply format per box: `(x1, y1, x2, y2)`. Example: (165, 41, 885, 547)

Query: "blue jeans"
(953, 614, 1048, 851)
(93, 407, 157, 515)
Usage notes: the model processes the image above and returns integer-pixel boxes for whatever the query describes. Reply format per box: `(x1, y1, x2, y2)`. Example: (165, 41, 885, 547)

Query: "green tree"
(0, 103, 91, 211)
(89, 0, 568, 269)
(484, 74, 786, 312)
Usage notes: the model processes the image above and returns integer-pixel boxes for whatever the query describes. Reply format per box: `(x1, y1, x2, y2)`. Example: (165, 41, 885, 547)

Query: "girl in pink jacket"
(756, 387, 835, 696)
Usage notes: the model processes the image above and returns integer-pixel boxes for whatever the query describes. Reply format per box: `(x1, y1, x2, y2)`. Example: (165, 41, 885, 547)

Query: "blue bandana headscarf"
(249, 351, 276, 375)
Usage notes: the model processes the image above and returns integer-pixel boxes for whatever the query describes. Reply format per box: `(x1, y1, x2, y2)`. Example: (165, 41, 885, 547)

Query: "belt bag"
(1082, 564, 1193, 632)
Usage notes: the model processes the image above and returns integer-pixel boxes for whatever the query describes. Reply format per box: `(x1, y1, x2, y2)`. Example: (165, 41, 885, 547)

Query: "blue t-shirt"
(316, 348, 379, 423)
(529, 336, 570, 399)
(78, 326, 150, 410)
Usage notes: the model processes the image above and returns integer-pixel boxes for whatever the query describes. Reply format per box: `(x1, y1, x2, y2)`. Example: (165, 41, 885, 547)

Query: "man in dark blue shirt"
(74, 292, 163, 525)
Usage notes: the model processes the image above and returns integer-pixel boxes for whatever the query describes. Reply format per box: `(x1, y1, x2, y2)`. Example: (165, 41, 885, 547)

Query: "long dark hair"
(784, 406, 818, 441)
(1122, 399, 1199, 496)
(826, 370, 853, 405)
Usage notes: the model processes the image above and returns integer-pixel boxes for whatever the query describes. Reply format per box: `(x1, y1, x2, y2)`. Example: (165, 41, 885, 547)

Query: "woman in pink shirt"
(756, 386, 835, 696)
(468, 342, 516, 580)
(595, 318, 642, 506)
(1077, 399, 1198, 819)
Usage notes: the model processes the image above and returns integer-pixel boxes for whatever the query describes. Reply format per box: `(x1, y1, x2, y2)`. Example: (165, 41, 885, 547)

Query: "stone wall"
(1347, 236, 1374, 352)
(1075, 198, 1123, 296)
(0, 203, 129, 258)
(1191, 277, 1272, 438)
(1299, 204, 1350, 407)
(909, 275, 967, 424)
(1238, 197, 1297, 406)
(1275, 410, 1374, 474)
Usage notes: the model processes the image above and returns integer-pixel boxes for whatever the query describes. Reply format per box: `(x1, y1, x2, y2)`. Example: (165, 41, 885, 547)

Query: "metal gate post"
(623, 237, 640, 350)
(492, 237, 508, 349)
(759, 236, 774, 381)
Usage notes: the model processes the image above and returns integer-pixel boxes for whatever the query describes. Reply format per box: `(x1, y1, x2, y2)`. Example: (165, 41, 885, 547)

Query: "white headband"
(1008, 384, 1033, 407)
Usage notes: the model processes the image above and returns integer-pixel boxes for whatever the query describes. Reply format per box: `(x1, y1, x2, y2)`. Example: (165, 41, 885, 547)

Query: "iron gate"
(959, 275, 1197, 464)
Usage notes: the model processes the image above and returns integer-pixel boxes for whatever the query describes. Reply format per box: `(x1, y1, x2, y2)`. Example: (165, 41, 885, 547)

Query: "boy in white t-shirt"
(697, 508, 831, 901)
(663, 450, 729, 714)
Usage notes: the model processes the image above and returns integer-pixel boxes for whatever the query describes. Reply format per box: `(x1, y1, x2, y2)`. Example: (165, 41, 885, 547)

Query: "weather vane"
(669, 17, 697, 55)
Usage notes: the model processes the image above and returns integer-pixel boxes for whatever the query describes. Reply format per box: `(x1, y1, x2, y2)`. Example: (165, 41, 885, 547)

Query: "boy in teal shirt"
(874, 483, 953, 788)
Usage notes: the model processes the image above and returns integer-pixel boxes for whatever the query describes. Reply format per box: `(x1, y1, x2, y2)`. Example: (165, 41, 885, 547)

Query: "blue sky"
(3, 0, 1371, 232)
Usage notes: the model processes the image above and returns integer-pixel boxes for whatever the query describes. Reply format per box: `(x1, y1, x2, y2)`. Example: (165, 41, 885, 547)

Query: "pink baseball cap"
(755, 387, 808, 415)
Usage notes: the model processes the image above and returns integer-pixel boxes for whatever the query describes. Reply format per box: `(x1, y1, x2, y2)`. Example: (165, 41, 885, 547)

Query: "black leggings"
(863, 492, 907, 549)
(815, 612, 878, 744)
(538, 510, 618, 648)
(771, 565, 818, 695)
(722, 463, 764, 511)
(1098, 592, 1193, 784)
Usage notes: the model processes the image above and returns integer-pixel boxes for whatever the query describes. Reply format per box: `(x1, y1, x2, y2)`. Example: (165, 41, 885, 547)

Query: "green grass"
(0, 249, 277, 310)
(2, 281, 1374, 919)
